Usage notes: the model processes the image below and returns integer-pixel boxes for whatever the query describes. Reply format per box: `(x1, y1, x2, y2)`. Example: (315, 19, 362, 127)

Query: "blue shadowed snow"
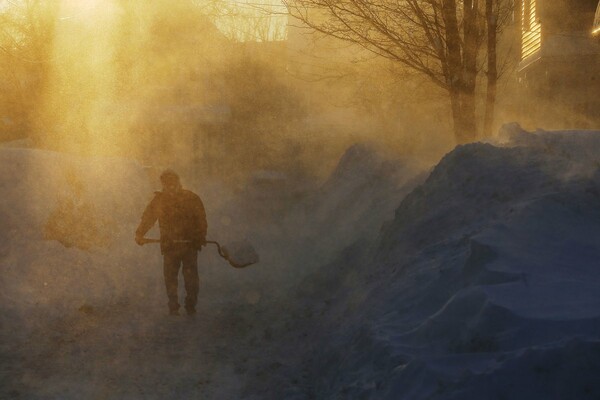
(2, 125, 600, 399)
(275, 124, 600, 399)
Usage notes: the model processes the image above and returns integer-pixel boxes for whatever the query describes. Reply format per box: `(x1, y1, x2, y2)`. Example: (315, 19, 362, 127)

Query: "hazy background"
(0, 0, 524, 184)
(1, 0, 597, 185)
(1, 1, 600, 398)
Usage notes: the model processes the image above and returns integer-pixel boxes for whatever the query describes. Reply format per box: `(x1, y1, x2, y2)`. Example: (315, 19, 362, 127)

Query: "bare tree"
(212, 1, 288, 42)
(483, 0, 498, 137)
(483, 0, 514, 137)
(284, 0, 514, 143)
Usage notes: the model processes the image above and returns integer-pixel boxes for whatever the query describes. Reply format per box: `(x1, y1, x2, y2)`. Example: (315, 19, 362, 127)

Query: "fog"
(1, 0, 464, 183)
(1, 0, 597, 181)
(1, 0, 599, 398)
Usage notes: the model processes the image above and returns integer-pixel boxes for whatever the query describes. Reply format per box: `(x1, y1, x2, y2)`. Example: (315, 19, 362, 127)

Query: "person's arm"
(194, 195, 208, 248)
(135, 194, 160, 245)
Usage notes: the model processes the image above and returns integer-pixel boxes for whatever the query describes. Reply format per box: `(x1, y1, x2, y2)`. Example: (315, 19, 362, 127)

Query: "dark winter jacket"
(136, 189, 207, 254)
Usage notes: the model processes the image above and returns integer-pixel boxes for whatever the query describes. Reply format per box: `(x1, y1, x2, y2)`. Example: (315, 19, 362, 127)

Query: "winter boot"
(185, 306, 196, 316)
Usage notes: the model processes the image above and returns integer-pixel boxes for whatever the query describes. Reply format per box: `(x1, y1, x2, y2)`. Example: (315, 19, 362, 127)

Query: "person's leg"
(182, 248, 199, 314)
(163, 251, 182, 314)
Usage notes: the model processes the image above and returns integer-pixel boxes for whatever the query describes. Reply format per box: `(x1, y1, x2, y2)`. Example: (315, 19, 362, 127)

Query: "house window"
(522, 0, 541, 59)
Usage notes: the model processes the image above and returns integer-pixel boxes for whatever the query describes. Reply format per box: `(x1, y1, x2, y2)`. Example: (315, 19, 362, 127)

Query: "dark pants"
(163, 247, 199, 312)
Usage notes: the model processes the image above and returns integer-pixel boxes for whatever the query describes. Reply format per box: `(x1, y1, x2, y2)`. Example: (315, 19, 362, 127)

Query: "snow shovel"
(140, 238, 259, 268)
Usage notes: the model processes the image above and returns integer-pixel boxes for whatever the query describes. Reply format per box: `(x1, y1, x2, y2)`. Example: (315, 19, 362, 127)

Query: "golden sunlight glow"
(59, 0, 103, 20)
(213, 0, 287, 42)
(32, 0, 288, 163)
(36, 0, 128, 157)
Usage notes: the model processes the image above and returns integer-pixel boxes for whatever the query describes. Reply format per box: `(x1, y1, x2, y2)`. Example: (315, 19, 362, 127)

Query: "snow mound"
(214, 142, 427, 290)
(3, 127, 600, 398)
(0, 148, 156, 328)
(499, 122, 600, 165)
(0, 148, 149, 242)
(294, 142, 426, 266)
(282, 127, 600, 399)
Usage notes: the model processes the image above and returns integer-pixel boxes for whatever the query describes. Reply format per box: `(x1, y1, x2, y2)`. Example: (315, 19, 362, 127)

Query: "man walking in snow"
(135, 169, 207, 316)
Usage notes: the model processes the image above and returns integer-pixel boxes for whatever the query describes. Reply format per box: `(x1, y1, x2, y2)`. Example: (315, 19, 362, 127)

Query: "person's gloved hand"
(193, 238, 206, 250)
(135, 235, 145, 246)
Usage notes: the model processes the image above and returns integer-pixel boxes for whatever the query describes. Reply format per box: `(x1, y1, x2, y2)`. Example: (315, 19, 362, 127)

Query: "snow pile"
(270, 125, 600, 399)
(498, 122, 600, 164)
(284, 143, 425, 272)
(308, 143, 426, 256)
(208, 142, 426, 289)
(0, 148, 155, 331)
(4, 125, 600, 399)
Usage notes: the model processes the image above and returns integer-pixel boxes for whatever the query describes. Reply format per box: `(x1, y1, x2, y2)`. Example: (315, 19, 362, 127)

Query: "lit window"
(521, 0, 541, 59)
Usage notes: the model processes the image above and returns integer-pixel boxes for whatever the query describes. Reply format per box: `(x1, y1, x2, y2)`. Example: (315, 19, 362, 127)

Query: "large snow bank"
(206, 142, 426, 289)
(286, 143, 425, 269)
(309, 143, 426, 255)
(5, 124, 599, 399)
(268, 124, 600, 399)
(0, 148, 156, 331)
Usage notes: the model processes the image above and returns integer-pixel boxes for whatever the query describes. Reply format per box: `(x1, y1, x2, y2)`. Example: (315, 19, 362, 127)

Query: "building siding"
(521, 0, 541, 60)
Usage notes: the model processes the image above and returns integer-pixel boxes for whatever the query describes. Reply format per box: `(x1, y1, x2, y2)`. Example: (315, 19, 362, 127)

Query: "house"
(594, 2, 600, 36)
(516, 0, 600, 127)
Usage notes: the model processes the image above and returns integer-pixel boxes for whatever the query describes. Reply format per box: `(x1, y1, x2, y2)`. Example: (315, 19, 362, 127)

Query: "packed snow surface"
(1, 125, 600, 399)
(281, 125, 600, 399)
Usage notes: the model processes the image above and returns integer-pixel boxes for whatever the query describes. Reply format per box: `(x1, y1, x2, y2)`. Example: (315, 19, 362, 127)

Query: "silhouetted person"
(135, 169, 207, 316)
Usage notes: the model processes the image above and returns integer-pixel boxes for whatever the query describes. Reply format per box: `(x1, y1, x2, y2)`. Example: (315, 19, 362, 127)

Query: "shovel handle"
(141, 238, 225, 258)
(140, 238, 190, 245)
(141, 238, 255, 268)
(140, 238, 160, 245)
(206, 240, 228, 258)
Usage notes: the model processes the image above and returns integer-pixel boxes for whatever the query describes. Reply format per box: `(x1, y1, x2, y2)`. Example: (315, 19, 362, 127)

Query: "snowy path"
(2, 297, 263, 399)
(4, 130, 600, 399)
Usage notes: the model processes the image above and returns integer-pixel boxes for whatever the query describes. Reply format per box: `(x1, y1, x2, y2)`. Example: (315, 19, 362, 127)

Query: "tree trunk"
(442, 0, 480, 144)
(483, 0, 498, 137)
(461, 0, 481, 143)
(447, 85, 478, 144)
(459, 91, 478, 143)
(449, 86, 463, 140)
(463, 0, 480, 95)
(442, 0, 476, 144)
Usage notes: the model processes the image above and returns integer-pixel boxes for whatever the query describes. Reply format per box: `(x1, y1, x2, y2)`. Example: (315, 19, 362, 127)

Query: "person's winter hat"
(160, 169, 180, 186)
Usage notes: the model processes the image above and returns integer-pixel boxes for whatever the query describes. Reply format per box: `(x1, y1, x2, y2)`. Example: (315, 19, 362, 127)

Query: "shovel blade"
(221, 240, 259, 268)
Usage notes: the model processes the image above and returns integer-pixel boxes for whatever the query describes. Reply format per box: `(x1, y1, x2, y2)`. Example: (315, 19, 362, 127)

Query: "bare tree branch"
(281, 0, 514, 142)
